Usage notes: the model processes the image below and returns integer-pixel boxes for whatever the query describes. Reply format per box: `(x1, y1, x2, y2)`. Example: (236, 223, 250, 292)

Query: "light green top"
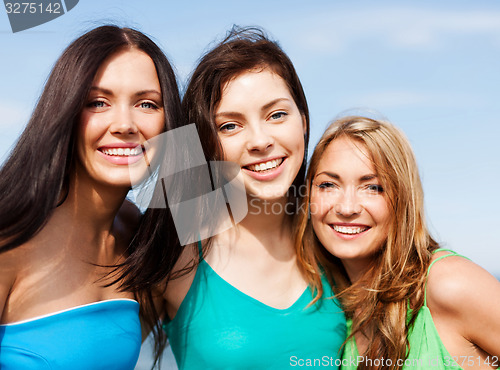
(341, 249, 468, 370)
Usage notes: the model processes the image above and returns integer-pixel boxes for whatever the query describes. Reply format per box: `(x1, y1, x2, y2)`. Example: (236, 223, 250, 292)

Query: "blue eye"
(367, 184, 384, 193)
(219, 123, 237, 133)
(270, 111, 287, 120)
(88, 100, 106, 108)
(316, 182, 336, 189)
(140, 102, 158, 109)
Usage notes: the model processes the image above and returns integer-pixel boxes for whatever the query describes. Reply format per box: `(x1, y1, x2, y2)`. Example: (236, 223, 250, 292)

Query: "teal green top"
(164, 257, 346, 369)
(341, 249, 469, 370)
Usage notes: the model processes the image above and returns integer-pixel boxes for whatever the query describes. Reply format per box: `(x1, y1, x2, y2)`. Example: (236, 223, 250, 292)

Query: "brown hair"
(0, 25, 181, 253)
(295, 116, 439, 369)
(0, 25, 182, 367)
(182, 25, 310, 213)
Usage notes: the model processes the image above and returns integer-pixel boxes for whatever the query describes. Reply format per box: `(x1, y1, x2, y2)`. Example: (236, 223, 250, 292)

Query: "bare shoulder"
(427, 251, 500, 356)
(163, 242, 200, 319)
(0, 247, 21, 320)
(427, 251, 499, 312)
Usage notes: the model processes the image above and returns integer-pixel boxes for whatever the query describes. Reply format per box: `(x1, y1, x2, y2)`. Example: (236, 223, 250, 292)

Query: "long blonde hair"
(295, 116, 439, 368)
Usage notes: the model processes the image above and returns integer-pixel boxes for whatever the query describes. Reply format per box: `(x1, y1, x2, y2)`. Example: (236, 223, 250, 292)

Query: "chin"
(247, 188, 289, 202)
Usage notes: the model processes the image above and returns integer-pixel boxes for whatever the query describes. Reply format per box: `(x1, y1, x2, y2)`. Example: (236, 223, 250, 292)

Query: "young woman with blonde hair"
(296, 116, 500, 369)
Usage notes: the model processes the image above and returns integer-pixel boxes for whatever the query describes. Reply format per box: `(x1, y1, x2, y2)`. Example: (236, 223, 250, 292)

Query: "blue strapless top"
(0, 299, 141, 369)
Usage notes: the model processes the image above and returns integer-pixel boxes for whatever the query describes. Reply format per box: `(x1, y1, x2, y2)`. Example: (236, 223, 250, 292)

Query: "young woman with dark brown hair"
(0, 25, 181, 369)
(126, 27, 347, 369)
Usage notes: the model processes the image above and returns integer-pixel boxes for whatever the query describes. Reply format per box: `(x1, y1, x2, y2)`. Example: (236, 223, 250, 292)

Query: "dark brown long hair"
(121, 25, 312, 365)
(0, 25, 181, 253)
(183, 25, 310, 212)
(0, 25, 182, 368)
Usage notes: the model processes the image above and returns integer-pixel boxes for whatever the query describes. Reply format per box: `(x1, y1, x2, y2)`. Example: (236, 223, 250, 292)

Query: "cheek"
(154, 116, 166, 136)
(289, 122, 306, 153)
(309, 194, 330, 223)
(78, 112, 106, 145)
(140, 118, 165, 139)
(218, 137, 240, 162)
(76, 118, 91, 157)
(372, 199, 391, 227)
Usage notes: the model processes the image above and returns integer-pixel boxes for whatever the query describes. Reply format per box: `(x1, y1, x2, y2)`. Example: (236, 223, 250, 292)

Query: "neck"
(56, 171, 129, 244)
(222, 195, 295, 257)
(246, 194, 292, 230)
(342, 259, 373, 285)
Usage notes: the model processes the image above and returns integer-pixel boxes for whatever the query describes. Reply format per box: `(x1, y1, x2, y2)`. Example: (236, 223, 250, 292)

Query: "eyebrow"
(89, 87, 162, 99)
(215, 98, 292, 119)
(261, 98, 291, 112)
(135, 90, 162, 98)
(90, 86, 113, 96)
(214, 111, 245, 119)
(315, 172, 378, 181)
(315, 171, 340, 180)
(360, 174, 377, 181)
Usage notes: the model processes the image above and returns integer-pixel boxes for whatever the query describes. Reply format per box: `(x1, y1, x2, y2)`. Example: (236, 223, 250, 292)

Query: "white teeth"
(247, 158, 283, 172)
(101, 147, 141, 156)
(332, 225, 368, 235)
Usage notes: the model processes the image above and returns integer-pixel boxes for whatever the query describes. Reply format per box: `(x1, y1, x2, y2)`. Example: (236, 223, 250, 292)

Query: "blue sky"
(1, 0, 499, 277)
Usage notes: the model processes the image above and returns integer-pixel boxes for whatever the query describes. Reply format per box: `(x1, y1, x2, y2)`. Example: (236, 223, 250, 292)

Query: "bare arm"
(163, 243, 200, 321)
(427, 254, 500, 363)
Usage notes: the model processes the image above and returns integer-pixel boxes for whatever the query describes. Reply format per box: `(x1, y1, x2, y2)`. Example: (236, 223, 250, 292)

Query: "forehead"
(92, 48, 159, 86)
(218, 68, 292, 106)
(316, 137, 375, 175)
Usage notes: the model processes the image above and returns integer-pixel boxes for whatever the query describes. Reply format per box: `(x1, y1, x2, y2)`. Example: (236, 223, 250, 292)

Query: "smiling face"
(76, 48, 164, 188)
(310, 136, 392, 282)
(214, 68, 306, 202)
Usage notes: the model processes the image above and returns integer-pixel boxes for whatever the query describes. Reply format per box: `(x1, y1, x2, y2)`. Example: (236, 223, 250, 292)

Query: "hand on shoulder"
(426, 251, 500, 358)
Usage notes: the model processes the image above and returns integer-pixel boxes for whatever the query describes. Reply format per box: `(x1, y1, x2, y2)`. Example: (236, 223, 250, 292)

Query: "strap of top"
(424, 248, 469, 306)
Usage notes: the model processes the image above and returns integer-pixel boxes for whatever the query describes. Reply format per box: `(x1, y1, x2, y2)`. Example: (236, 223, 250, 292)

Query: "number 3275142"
(5, 2, 62, 14)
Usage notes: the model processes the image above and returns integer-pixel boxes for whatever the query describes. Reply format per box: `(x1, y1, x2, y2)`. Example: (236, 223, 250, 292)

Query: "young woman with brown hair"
(126, 27, 347, 369)
(296, 116, 500, 369)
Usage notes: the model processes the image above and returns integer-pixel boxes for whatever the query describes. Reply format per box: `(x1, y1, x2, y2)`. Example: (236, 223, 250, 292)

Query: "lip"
(98, 142, 142, 149)
(243, 156, 285, 167)
(329, 222, 371, 240)
(242, 156, 286, 181)
(97, 142, 144, 165)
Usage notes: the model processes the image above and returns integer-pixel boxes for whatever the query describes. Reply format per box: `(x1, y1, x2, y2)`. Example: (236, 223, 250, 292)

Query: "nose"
(334, 188, 362, 217)
(246, 123, 274, 152)
(109, 106, 138, 135)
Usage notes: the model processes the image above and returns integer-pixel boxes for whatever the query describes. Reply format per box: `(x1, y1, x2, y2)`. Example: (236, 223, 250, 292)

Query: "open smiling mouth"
(331, 225, 370, 235)
(244, 158, 284, 173)
(99, 147, 143, 157)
